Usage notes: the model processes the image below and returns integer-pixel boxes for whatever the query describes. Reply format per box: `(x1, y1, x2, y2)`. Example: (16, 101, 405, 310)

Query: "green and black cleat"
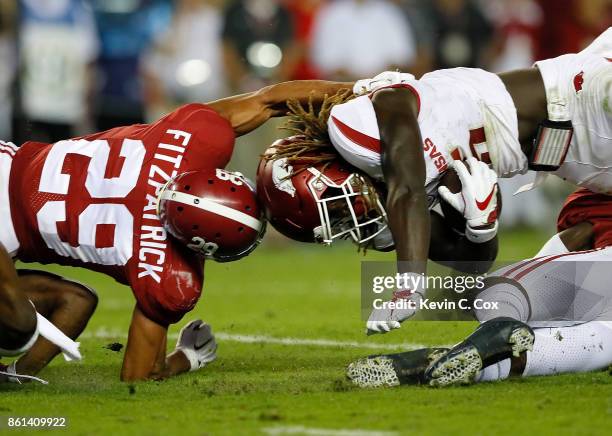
(346, 347, 449, 388)
(424, 317, 534, 387)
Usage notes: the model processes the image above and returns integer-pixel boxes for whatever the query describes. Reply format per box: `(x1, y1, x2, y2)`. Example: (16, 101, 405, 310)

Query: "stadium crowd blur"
(0, 0, 610, 228)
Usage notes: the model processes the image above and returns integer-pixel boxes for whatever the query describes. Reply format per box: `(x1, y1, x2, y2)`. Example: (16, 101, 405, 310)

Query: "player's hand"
(438, 158, 499, 243)
(366, 290, 422, 335)
(175, 320, 217, 371)
(353, 71, 416, 95)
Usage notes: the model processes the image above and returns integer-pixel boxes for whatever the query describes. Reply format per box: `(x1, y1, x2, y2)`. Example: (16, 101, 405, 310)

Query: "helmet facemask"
(306, 168, 388, 247)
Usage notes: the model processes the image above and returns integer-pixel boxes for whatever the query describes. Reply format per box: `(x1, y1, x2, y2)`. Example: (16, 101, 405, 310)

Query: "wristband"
(0, 324, 39, 357)
(466, 221, 498, 244)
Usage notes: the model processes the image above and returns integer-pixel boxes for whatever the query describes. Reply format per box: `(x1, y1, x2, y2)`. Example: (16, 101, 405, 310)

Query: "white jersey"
(535, 28, 612, 194)
(328, 67, 526, 208)
(328, 28, 612, 199)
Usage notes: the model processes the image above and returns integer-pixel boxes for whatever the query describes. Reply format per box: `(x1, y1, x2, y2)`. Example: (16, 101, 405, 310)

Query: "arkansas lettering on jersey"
(9, 104, 235, 325)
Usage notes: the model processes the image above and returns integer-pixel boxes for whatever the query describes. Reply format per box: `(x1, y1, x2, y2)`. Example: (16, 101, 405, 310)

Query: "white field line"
(81, 327, 438, 351)
(263, 425, 398, 436)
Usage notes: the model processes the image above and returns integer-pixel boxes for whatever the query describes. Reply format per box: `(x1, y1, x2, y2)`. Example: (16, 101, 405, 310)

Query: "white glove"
(175, 320, 217, 371)
(438, 158, 499, 243)
(353, 71, 416, 95)
(366, 290, 423, 335)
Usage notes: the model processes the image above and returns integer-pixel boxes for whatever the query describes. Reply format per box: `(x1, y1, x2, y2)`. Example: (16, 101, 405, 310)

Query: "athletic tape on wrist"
(176, 347, 200, 372)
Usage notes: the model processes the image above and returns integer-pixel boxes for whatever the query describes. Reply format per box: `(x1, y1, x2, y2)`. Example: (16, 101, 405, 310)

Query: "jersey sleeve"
(128, 244, 204, 326)
(557, 188, 612, 249)
(327, 95, 384, 180)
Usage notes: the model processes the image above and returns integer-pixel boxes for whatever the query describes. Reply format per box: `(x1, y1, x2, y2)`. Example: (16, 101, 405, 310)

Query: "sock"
(524, 321, 612, 376)
(473, 281, 530, 322)
(475, 358, 511, 382)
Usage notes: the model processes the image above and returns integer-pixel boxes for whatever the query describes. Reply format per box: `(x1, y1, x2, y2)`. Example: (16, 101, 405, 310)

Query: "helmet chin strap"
(156, 178, 175, 216)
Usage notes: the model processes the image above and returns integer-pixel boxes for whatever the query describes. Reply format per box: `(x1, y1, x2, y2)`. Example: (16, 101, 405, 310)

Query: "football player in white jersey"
(346, 200, 612, 388)
(259, 28, 612, 334)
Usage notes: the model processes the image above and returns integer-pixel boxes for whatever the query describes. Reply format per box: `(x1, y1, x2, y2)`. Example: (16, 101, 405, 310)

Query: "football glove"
(366, 290, 423, 335)
(353, 71, 416, 95)
(438, 158, 499, 243)
(175, 320, 217, 372)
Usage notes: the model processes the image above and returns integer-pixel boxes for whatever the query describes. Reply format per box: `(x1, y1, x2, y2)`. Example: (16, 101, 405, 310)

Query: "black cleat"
(347, 348, 449, 388)
(424, 317, 534, 387)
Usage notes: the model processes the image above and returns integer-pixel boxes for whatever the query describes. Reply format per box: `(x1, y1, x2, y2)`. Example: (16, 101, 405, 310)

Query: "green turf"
(2, 229, 611, 435)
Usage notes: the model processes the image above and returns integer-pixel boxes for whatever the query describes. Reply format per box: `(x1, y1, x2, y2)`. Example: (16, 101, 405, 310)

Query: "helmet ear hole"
(238, 227, 244, 232)
(230, 187, 236, 192)
(177, 206, 184, 212)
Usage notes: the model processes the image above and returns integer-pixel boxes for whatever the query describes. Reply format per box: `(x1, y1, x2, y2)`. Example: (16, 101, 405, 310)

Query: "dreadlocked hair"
(263, 89, 355, 167)
(261, 88, 385, 256)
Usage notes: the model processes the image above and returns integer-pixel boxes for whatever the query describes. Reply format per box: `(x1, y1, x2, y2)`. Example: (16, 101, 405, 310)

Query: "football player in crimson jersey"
(260, 28, 612, 334)
(0, 79, 352, 381)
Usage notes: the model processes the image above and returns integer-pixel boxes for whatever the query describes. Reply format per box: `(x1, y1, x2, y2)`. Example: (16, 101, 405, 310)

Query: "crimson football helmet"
(158, 169, 266, 262)
(257, 138, 388, 246)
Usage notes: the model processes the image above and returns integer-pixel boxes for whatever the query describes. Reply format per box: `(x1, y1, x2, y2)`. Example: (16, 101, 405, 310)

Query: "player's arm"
(0, 245, 37, 351)
(428, 212, 498, 274)
(207, 80, 352, 136)
(372, 87, 429, 275)
(363, 88, 427, 335)
(121, 306, 216, 381)
(9, 272, 97, 377)
(121, 306, 189, 381)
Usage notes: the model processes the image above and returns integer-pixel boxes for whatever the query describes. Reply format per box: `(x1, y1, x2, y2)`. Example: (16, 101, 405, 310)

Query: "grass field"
(2, 228, 611, 435)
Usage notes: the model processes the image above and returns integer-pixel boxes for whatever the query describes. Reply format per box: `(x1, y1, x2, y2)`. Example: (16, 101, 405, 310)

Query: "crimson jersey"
(557, 188, 612, 249)
(9, 104, 235, 325)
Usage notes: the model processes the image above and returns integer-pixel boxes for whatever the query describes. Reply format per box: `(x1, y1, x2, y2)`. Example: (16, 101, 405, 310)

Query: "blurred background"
(1, 0, 610, 231)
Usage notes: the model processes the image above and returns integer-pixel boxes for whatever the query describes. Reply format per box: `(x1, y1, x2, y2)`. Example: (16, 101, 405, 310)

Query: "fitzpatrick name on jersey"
(9, 104, 236, 325)
(137, 129, 192, 283)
